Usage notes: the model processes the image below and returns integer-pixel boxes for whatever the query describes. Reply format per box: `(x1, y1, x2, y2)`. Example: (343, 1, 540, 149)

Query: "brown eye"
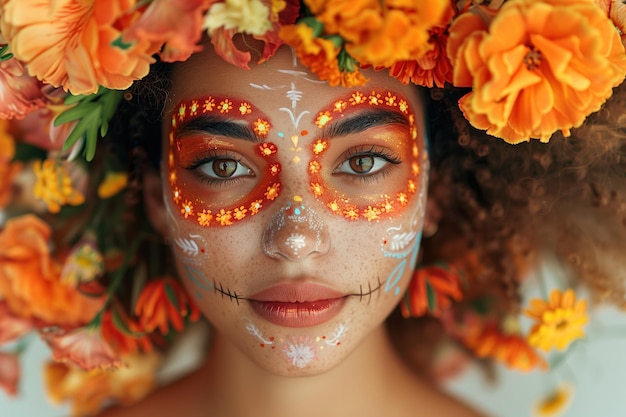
(349, 156, 374, 174)
(213, 159, 238, 177)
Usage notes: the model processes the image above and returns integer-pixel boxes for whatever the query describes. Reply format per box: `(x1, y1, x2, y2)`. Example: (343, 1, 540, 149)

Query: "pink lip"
(249, 283, 347, 328)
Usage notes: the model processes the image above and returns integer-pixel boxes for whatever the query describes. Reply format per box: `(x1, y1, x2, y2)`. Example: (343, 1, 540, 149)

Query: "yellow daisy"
(524, 289, 588, 352)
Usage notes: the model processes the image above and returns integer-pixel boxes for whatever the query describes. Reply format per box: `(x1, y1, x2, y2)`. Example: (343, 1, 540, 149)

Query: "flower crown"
(0, 0, 624, 416)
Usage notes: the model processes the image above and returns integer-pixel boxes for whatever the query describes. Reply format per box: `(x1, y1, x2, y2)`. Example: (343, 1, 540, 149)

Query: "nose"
(262, 199, 330, 261)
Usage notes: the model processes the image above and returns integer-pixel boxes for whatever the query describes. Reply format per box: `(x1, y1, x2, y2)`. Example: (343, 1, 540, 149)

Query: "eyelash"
(335, 145, 402, 183)
(183, 150, 253, 187)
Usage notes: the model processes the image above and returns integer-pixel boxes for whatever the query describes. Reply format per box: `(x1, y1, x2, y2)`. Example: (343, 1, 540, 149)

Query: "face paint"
(307, 90, 421, 221)
(168, 96, 281, 227)
(262, 196, 329, 261)
(243, 317, 348, 369)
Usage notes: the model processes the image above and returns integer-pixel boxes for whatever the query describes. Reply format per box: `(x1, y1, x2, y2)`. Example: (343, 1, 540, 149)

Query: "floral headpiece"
(0, 0, 624, 415)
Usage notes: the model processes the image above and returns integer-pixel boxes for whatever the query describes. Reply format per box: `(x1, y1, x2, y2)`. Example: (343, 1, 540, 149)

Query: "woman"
(0, 1, 624, 416)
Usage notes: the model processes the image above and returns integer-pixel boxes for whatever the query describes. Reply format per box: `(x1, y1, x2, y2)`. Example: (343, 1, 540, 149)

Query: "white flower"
(204, 0, 271, 36)
(283, 343, 315, 368)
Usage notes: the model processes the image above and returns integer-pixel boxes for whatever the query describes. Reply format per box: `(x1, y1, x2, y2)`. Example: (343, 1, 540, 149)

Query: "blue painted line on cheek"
(384, 259, 406, 294)
(184, 264, 214, 298)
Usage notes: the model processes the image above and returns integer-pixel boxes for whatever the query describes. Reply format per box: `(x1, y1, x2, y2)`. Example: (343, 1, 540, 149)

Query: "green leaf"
(299, 16, 324, 37)
(55, 88, 123, 161)
(111, 36, 133, 50)
(0, 44, 13, 61)
(426, 280, 437, 313)
(165, 283, 180, 311)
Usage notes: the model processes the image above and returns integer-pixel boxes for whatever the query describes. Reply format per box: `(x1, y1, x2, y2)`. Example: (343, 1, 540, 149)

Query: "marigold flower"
(33, 159, 85, 213)
(123, 0, 214, 63)
(0, 56, 47, 119)
(134, 278, 201, 335)
(1, 0, 159, 95)
(45, 351, 162, 417)
(0, 351, 19, 397)
(0, 215, 106, 326)
(41, 326, 123, 372)
(280, 23, 346, 86)
(524, 289, 588, 352)
(447, 0, 626, 143)
(400, 263, 463, 318)
(533, 382, 574, 417)
(0, 302, 35, 345)
(468, 324, 548, 372)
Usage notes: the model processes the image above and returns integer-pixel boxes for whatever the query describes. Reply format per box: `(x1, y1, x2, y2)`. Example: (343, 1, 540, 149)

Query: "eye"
(334, 147, 401, 176)
(197, 157, 252, 180)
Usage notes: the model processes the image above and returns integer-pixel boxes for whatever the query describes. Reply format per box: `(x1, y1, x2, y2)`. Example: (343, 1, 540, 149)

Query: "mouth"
(249, 283, 347, 328)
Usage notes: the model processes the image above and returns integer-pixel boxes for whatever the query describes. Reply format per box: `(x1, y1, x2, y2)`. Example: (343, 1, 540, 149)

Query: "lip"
(249, 283, 347, 328)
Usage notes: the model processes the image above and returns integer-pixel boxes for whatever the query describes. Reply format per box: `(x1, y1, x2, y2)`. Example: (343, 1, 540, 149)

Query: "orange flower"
(0, 301, 35, 345)
(0, 120, 20, 209)
(0, 56, 47, 119)
(468, 323, 548, 372)
(134, 277, 201, 335)
(0, 351, 20, 397)
(124, 0, 214, 63)
(33, 159, 85, 213)
(305, 0, 384, 44)
(41, 326, 123, 372)
(0, 215, 106, 326)
(400, 263, 463, 318)
(45, 351, 162, 417)
(447, 0, 626, 143)
(101, 309, 153, 355)
(388, 26, 453, 88)
(1, 0, 159, 95)
(279, 23, 345, 86)
(525, 289, 588, 352)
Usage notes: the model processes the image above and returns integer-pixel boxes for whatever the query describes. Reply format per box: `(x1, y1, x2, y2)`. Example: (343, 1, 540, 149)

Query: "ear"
(143, 166, 169, 237)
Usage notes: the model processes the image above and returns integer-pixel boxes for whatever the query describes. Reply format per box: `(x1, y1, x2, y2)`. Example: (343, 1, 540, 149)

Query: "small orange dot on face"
(300, 130, 308, 136)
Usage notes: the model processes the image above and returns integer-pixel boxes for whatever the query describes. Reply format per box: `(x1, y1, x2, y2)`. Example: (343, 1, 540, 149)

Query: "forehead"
(168, 46, 421, 112)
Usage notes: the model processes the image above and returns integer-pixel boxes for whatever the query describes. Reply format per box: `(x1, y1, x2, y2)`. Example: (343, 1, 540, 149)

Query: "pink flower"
(41, 326, 123, 372)
(0, 302, 34, 345)
(0, 57, 47, 119)
(123, 0, 215, 63)
(0, 352, 19, 397)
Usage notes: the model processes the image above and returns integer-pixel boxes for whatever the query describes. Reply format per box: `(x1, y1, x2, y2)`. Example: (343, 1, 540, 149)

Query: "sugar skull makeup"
(168, 96, 281, 227)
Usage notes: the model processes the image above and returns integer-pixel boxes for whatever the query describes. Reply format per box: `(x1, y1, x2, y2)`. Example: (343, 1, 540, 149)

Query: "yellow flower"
(33, 159, 85, 213)
(533, 382, 574, 417)
(97, 172, 128, 199)
(524, 289, 588, 352)
(204, 0, 272, 36)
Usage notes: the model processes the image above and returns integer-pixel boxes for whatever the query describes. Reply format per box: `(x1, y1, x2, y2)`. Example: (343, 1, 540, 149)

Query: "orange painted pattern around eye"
(168, 96, 281, 227)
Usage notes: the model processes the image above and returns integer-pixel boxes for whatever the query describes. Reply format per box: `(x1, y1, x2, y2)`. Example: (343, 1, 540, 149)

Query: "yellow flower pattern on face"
(33, 159, 85, 213)
(524, 289, 588, 352)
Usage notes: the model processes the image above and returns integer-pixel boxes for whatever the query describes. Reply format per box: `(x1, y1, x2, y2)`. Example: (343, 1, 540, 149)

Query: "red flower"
(0, 352, 19, 397)
(400, 263, 463, 318)
(101, 309, 153, 355)
(0, 57, 47, 119)
(134, 278, 200, 335)
(41, 326, 123, 372)
(124, 0, 215, 63)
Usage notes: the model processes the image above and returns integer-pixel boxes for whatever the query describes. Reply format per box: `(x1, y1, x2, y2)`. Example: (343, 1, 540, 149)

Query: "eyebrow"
(323, 109, 410, 139)
(176, 114, 260, 142)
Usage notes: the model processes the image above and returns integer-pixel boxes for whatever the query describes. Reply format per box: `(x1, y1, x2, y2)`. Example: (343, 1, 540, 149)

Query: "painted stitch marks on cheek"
(244, 318, 349, 368)
(308, 90, 422, 221)
(168, 96, 282, 227)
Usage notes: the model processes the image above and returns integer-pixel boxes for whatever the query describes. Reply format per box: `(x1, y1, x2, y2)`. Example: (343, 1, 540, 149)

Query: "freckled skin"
(162, 46, 427, 376)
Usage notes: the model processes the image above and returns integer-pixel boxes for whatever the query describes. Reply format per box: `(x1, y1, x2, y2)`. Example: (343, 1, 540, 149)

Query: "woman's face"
(161, 46, 428, 376)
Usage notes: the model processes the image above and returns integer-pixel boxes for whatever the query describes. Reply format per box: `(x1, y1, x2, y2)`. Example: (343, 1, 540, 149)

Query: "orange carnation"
(0, 215, 105, 326)
(1, 0, 159, 95)
(0, 120, 20, 209)
(447, 0, 626, 143)
(400, 263, 463, 318)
